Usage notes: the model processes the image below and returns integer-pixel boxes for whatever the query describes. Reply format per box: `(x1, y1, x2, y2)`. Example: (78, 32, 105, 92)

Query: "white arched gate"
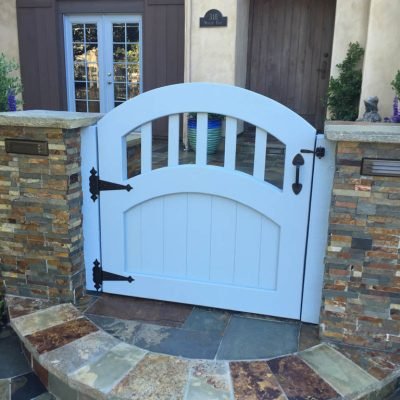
(92, 83, 319, 320)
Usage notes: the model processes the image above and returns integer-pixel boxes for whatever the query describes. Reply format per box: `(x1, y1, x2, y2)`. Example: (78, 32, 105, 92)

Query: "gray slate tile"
(0, 327, 31, 379)
(182, 307, 230, 336)
(217, 316, 299, 360)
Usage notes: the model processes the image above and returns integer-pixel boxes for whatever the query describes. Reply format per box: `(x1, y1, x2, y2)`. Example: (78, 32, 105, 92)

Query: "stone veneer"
(321, 122, 400, 351)
(0, 111, 101, 302)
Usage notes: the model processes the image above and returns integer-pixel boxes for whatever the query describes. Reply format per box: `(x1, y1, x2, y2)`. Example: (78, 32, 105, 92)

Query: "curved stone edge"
(6, 297, 400, 400)
(7, 300, 232, 400)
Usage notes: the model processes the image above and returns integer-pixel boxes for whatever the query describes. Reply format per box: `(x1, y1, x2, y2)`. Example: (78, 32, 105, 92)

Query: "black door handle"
(292, 153, 304, 195)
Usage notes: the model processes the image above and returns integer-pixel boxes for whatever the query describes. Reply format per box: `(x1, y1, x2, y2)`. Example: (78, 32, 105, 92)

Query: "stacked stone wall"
(321, 141, 400, 350)
(0, 126, 85, 302)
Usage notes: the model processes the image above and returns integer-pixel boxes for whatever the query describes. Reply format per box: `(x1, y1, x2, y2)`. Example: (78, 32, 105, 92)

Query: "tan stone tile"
(12, 304, 81, 336)
(110, 353, 189, 400)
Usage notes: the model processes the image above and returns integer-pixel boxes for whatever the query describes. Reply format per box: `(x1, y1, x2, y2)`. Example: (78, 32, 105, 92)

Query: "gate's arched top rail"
(98, 83, 315, 143)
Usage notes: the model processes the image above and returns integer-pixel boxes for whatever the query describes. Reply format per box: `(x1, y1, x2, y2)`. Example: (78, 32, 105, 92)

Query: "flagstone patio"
(3, 294, 400, 400)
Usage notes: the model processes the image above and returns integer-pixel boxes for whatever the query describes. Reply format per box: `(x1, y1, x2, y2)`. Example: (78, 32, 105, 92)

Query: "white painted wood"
(63, 16, 75, 112)
(259, 219, 280, 290)
(98, 83, 317, 319)
(98, 83, 315, 167)
(253, 128, 268, 180)
(234, 205, 262, 287)
(168, 114, 180, 167)
(140, 122, 152, 173)
(141, 197, 164, 274)
(163, 194, 188, 277)
(209, 197, 236, 283)
(186, 193, 212, 280)
(125, 205, 142, 272)
(224, 117, 237, 170)
(195, 113, 208, 166)
(301, 135, 336, 323)
(81, 125, 100, 292)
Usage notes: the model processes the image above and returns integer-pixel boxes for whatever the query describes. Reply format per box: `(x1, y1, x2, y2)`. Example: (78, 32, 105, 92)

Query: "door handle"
(292, 153, 304, 195)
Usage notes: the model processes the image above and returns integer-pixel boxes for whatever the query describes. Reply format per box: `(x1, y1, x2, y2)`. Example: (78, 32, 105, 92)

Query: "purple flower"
(7, 89, 16, 112)
(390, 96, 400, 122)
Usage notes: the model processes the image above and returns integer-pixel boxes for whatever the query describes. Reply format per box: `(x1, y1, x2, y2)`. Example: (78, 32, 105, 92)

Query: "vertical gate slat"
(141, 122, 152, 173)
(253, 127, 267, 180)
(196, 113, 208, 166)
(168, 114, 180, 167)
(224, 117, 238, 170)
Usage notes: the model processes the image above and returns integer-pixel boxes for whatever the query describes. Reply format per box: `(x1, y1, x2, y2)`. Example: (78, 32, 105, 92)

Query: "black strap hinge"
(89, 167, 132, 202)
(300, 147, 325, 159)
(92, 259, 134, 292)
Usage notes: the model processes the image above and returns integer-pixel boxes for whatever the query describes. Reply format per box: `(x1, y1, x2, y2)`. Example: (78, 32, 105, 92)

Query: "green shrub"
(0, 53, 22, 112)
(391, 70, 400, 98)
(327, 42, 364, 121)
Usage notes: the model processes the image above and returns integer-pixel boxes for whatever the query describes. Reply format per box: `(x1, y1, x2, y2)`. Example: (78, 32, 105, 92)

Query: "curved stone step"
(6, 295, 400, 400)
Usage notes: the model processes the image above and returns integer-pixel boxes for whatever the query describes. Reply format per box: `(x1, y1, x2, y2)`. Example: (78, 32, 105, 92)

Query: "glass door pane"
(66, 19, 102, 112)
(65, 15, 142, 113)
(104, 16, 142, 111)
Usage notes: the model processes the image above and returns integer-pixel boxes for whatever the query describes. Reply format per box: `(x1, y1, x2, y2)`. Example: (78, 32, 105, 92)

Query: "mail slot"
(5, 139, 49, 156)
(361, 158, 400, 177)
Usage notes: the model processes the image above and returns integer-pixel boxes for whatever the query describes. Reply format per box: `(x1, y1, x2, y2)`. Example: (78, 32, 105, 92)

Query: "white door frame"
(64, 14, 143, 113)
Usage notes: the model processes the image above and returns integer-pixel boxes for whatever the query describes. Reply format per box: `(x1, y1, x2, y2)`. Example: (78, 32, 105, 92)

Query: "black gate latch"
(300, 147, 325, 159)
(89, 167, 132, 202)
(92, 259, 134, 292)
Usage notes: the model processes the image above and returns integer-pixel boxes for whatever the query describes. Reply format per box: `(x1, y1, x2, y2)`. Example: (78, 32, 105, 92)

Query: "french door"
(64, 15, 142, 113)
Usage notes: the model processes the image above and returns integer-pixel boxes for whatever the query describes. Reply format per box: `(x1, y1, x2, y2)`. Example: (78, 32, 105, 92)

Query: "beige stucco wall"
(330, 0, 370, 78)
(358, 0, 400, 119)
(0, 0, 20, 76)
(330, 0, 400, 119)
(234, 0, 249, 88)
(184, 0, 249, 87)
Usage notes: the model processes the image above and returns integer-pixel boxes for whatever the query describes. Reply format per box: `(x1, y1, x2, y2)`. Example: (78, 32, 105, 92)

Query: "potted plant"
(187, 113, 224, 154)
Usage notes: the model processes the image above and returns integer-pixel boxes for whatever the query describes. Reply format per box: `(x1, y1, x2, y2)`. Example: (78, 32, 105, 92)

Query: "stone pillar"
(321, 122, 400, 351)
(0, 111, 101, 303)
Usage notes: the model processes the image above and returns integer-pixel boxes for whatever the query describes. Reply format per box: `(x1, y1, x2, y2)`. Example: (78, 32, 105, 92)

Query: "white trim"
(81, 125, 100, 292)
(301, 135, 336, 323)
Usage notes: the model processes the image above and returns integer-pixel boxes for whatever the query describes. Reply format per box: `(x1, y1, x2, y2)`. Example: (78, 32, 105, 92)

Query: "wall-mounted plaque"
(200, 9, 227, 27)
(5, 139, 49, 156)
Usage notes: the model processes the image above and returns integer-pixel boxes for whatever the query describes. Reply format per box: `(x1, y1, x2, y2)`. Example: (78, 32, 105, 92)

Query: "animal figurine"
(361, 96, 382, 122)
